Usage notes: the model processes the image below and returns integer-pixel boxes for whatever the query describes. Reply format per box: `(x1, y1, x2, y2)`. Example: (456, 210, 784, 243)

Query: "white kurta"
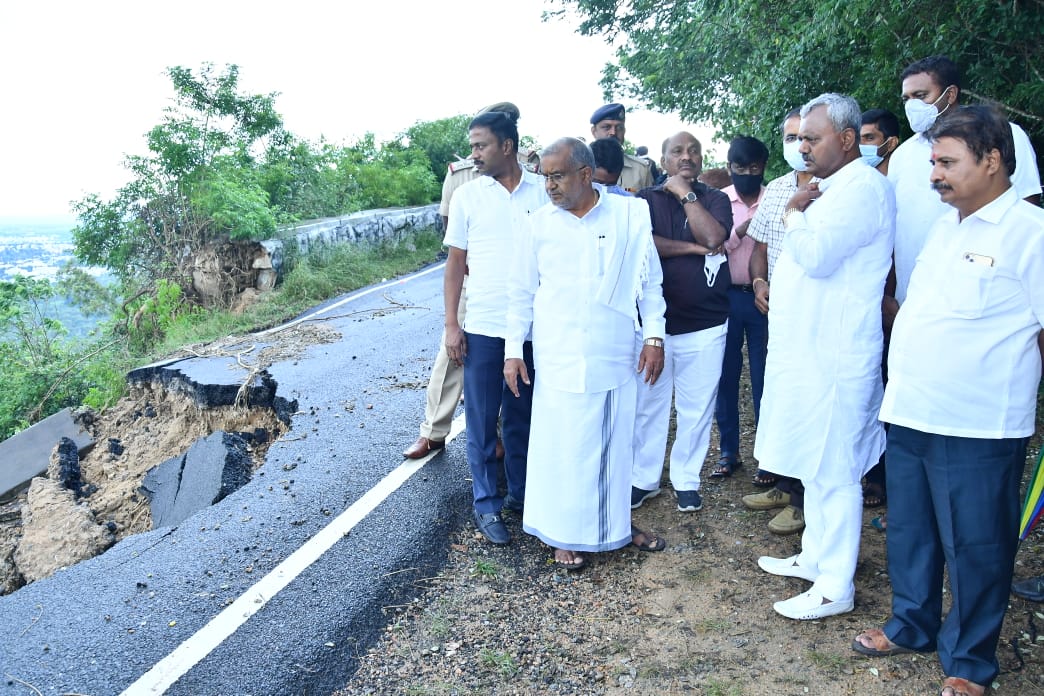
(506, 188, 666, 551)
(753, 158, 894, 482)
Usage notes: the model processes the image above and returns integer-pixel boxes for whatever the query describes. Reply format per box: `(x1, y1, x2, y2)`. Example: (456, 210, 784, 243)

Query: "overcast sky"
(0, 0, 719, 219)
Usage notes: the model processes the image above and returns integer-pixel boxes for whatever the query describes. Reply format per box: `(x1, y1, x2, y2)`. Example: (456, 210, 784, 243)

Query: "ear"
(945, 85, 960, 107)
(840, 127, 858, 152)
(984, 148, 1003, 176)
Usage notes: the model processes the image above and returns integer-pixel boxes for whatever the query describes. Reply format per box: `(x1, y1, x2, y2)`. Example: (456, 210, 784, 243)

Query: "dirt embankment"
(0, 323, 339, 594)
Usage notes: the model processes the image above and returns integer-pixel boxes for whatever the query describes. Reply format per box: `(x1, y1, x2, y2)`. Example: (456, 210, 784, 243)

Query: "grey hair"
(800, 93, 862, 134)
(541, 137, 596, 171)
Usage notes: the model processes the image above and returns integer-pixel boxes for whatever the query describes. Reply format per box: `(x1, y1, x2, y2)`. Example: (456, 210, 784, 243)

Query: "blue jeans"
(462, 332, 533, 515)
(883, 425, 1027, 685)
(714, 287, 768, 460)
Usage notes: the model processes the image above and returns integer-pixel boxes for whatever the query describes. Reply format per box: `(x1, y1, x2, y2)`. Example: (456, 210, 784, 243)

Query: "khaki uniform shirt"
(619, 153, 654, 193)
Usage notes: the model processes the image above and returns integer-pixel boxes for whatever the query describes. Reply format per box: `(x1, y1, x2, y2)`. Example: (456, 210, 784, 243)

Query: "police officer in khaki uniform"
(590, 103, 654, 193)
(404, 101, 536, 459)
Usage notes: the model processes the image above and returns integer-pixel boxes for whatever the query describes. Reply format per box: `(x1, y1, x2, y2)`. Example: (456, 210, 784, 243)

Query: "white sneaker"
(757, 554, 818, 582)
(773, 590, 854, 620)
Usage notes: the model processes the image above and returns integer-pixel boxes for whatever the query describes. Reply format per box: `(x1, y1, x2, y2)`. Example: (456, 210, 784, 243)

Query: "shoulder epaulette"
(448, 159, 476, 174)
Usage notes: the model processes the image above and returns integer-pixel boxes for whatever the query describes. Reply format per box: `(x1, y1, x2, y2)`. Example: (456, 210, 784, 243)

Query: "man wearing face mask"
(711, 136, 769, 479)
(740, 108, 816, 537)
(860, 109, 901, 176)
(886, 55, 1041, 326)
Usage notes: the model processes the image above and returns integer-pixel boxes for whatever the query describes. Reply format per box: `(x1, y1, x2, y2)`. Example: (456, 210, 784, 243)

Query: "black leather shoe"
(1012, 575, 1044, 602)
(473, 511, 510, 545)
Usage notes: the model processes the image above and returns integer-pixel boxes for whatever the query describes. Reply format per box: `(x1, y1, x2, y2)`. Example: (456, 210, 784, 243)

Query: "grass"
(470, 559, 499, 580)
(703, 678, 745, 696)
(805, 649, 849, 672)
(696, 617, 732, 633)
(154, 229, 443, 355)
(478, 648, 519, 678)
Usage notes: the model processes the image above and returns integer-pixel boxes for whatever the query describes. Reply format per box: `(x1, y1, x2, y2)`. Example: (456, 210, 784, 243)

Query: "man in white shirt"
(504, 138, 668, 568)
(444, 111, 549, 545)
(852, 105, 1044, 696)
(754, 93, 895, 621)
(741, 107, 816, 536)
(885, 55, 1041, 324)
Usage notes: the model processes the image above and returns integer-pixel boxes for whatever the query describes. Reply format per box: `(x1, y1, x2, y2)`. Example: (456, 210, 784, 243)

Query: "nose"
(798, 140, 810, 154)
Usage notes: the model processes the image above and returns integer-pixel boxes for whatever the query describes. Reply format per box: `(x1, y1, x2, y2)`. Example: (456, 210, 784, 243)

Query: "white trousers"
(797, 476, 863, 602)
(632, 323, 727, 492)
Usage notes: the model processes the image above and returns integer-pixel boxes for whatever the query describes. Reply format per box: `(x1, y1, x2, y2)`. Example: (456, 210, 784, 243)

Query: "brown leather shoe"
(403, 436, 445, 459)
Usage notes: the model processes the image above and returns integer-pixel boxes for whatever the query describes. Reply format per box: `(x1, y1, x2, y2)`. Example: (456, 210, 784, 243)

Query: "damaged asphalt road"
(0, 263, 470, 696)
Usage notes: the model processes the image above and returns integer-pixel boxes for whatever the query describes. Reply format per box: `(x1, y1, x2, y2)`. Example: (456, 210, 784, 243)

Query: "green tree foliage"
(73, 63, 284, 289)
(554, 0, 1044, 175)
(0, 277, 125, 439)
(402, 114, 473, 184)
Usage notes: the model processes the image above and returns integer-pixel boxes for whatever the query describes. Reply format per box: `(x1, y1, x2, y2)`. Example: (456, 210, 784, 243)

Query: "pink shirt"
(722, 184, 764, 284)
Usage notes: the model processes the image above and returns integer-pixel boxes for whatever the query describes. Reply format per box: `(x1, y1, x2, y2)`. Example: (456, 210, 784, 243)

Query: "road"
(0, 262, 468, 696)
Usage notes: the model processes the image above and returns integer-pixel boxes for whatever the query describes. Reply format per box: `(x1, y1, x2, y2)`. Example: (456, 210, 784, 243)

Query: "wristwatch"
(643, 337, 665, 348)
(681, 191, 699, 204)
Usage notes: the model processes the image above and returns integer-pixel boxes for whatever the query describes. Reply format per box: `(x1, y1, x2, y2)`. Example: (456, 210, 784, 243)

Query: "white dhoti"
(522, 376, 636, 552)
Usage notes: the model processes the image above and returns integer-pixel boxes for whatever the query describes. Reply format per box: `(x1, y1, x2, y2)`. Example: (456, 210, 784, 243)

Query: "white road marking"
(122, 261, 459, 695)
(255, 261, 446, 337)
(121, 414, 466, 695)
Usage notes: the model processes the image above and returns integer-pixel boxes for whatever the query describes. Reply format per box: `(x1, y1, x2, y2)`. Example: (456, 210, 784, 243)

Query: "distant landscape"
(0, 216, 110, 338)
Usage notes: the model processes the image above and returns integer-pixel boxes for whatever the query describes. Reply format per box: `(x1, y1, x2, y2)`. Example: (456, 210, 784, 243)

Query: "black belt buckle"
(732, 284, 754, 293)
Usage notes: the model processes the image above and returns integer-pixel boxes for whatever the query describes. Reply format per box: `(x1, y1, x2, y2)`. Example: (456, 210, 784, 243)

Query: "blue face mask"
(860, 143, 884, 168)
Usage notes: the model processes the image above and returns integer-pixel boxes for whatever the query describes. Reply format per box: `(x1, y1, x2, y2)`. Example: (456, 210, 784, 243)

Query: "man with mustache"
(589, 103, 654, 192)
(852, 105, 1044, 696)
(630, 132, 732, 515)
(443, 110, 548, 545)
(754, 93, 894, 621)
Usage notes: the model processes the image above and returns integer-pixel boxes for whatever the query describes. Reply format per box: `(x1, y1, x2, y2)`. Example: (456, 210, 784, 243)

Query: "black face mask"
(731, 172, 763, 196)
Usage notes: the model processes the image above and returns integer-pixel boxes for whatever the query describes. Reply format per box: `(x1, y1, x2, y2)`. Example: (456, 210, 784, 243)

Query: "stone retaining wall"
(260, 204, 441, 279)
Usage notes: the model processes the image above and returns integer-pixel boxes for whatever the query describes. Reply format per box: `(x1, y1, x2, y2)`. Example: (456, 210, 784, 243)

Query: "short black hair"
(925, 104, 1014, 176)
(727, 136, 769, 167)
(861, 108, 901, 138)
(901, 55, 962, 92)
(469, 111, 519, 153)
(590, 138, 625, 175)
(780, 107, 802, 134)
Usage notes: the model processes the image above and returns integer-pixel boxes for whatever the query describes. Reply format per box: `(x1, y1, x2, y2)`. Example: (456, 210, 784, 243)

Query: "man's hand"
(637, 345, 665, 385)
(786, 182, 821, 212)
(504, 358, 530, 397)
(446, 325, 467, 367)
(663, 174, 695, 200)
(754, 279, 770, 314)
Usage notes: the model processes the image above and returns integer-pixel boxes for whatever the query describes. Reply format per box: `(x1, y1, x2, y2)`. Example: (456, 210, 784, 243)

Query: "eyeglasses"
(542, 167, 587, 184)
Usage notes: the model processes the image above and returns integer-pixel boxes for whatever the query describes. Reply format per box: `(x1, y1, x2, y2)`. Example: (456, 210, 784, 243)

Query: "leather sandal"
(851, 628, 917, 657)
(940, 676, 986, 696)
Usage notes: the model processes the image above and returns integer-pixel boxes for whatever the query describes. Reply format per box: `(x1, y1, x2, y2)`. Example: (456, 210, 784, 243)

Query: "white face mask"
(860, 143, 884, 168)
(905, 87, 953, 133)
(783, 140, 807, 171)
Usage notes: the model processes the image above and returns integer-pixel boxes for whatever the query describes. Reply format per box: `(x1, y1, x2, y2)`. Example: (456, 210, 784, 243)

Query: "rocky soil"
(338, 403, 1044, 695)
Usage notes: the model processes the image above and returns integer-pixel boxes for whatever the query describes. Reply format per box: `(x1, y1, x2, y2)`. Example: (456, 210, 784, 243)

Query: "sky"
(0, 0, 720, 219)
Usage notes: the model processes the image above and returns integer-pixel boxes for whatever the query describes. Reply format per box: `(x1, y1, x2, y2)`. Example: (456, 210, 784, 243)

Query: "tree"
(553, 0, 1044, 176)
(73, 63, 284, 291)
(402, 115, 472, 184)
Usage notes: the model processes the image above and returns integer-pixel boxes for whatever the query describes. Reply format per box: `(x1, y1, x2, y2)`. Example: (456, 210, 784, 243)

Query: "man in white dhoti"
(754, 93, 895, 620)
(504, 137, 668, 569)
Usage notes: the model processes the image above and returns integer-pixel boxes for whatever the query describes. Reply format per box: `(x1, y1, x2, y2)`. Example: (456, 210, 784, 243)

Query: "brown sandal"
(851, 628, 916, 657)
(940, 677, 986, 696)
